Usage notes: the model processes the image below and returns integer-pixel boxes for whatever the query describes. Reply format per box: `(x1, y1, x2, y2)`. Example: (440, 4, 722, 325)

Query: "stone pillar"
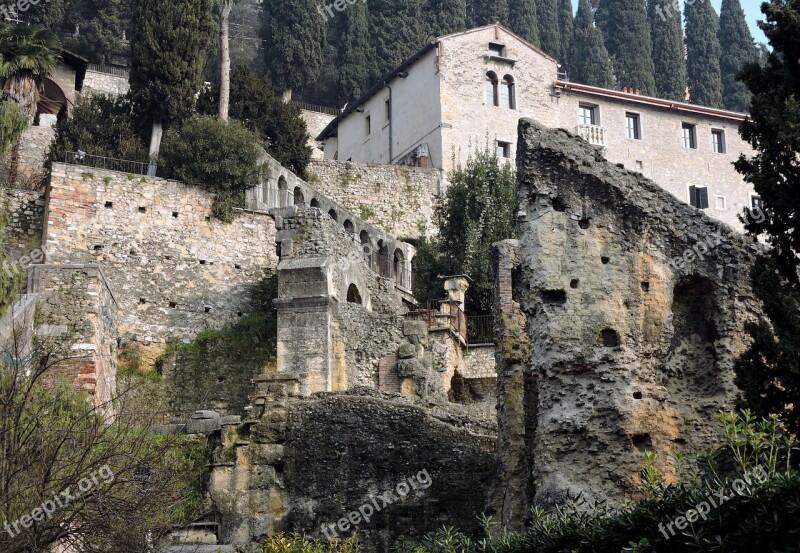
(443, 276, 469, 309)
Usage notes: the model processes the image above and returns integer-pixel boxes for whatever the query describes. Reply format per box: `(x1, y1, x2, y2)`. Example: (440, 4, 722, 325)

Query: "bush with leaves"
(159, 114, 266, 221)
(259, 533, 360, 553)
(413, 146, 516, 314)
(48, 94, 148, 164)
(0, 101, 27, 155)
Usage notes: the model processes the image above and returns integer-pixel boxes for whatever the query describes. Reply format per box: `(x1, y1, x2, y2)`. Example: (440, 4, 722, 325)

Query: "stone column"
(443, 276, 469, 309)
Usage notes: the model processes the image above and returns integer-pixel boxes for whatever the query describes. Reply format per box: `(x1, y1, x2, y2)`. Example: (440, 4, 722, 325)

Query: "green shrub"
(0, 101, 28, 154)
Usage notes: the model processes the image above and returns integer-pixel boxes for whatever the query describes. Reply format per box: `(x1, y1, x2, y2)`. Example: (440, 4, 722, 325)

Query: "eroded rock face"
(497, 119, 764, 509)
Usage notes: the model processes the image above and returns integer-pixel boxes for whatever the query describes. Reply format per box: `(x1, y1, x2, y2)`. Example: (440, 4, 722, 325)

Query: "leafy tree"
(684, 0, 723, 107)
(719, 0, 757, 112)
(129, 0, 214, 160)
(198, 66, 312, 177)
(556, 0, 572, 68)
(67, 0, 131, 64)
(596, 0, 656, 94)
(9, 0, 72, 28)
(48, 94, 148, 163)
(508, 0, 539, 45)
(262, 0, 326, 99)
(414, 146, 516, 315)
(569, 0, 613, 88)
(0, 101, 27, 154)
(535, 0, 561, 59)
(0, 25, 61, 120)
(733, 0, 800, 432)
(159, 114, 266, 220)
(337, 0, 371, 103)
(647, 0, 687, 101)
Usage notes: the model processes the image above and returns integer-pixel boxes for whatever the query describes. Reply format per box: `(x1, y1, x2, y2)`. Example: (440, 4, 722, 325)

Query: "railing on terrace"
(87, 63, 130, 78)
(466, 315, 493, 345)
(64, 151, 152, 176)
(291, 101, 339, 116)
(407, 302, 494, 346)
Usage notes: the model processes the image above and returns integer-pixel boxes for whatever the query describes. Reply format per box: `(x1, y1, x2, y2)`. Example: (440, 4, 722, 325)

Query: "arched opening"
(328, 209, 338, 221)
(278, 176, 288, 207)
(393, 249, 406, 286)
(343, 219, 354, 234)
(38, 77, 69, 126)
(501, 75, 515, 109)
(310, 198, 320, 208)
(346, 283, 362, 304)
(376, 240, 390, 277)
(598, 328, 620, 347)
(485, 71, 498, 106)
(359, 230, 370, 245)
(293, 186, 305, 206)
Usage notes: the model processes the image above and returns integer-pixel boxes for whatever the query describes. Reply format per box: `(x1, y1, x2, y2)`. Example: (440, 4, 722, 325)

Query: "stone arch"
(293, 187, 305, 206)
(310, 198, 320, 208)
(393, 248, 405, 286)
(328, 209, 338, 221)
(38, 77, 69, 124)
(343, 219, 354, 234)
(359, 230, 370, 245)
(346, 283, 362, 304)
(278, 176, 288, 207)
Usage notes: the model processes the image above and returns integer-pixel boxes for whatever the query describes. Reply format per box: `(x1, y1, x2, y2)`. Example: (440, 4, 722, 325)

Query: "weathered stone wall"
(82, 69, 130, 97)
(300, 110, 335, 161)
(6, 126, 54, 188)
(30, 264, 117, 407)
(463, 345, 496, 379)
(44, 163, 278, 354)
(502, 119, 764, 509)
(210, 383, 499, 552)
(307, 160, 441, 239)
(1, 188, 46, 264)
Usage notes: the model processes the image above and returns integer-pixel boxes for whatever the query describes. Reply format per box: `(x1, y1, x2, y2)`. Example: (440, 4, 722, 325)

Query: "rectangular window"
(715, 195, 727, 210)
(689, 185, 709, 209)
(365, 114, 371, 136)
(712, 129, 726, 153)
(485, 78, 496, 105)
(385, 98, 391, 122)
(626, 112, 641, 140)
(578, 104, 597, 126)
(682, 123, 697, 149)
(751, 195, 764, 210)
(488, 42, 506, 57)
(497, 141, 511, 158)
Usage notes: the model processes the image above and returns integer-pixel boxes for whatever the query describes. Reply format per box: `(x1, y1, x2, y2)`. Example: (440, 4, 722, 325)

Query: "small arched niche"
(346, 283, 362, 304)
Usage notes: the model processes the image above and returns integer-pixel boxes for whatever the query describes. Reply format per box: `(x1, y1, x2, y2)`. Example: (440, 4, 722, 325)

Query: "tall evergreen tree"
(684, 0, 723, 107)
(646, 0, 686, 101)
(262, 0, 326, 99)
(719, 0, 757, 112)
(535, 0, 560, 58)
(337, 0, 370, 104)
(508, 0, 539, 45)
(367, 0, 428, 81)
(130, 0, 213, 162)
(596, 0, 656, 94)
(557, 0, 572, 68)
(68, 0, 131, 64)
(428, 0, 467, 36)
(569, 0, 613, 87)
(471, 0, 508, 25)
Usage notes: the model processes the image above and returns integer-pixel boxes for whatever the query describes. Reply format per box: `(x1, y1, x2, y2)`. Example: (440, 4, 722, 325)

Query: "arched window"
(485, 71, 498, 106)
(328, 209, 338, 221)
(393, 249, 405, 287)
(359, 230, 370, 245)
(346, 283, 362, 304)
(343, 220, 354, 234)
(293, 187, 305, 206)
(501, 75, 515, 109)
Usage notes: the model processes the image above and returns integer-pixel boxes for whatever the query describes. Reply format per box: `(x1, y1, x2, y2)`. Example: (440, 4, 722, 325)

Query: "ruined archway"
(346, 283, 362, 304)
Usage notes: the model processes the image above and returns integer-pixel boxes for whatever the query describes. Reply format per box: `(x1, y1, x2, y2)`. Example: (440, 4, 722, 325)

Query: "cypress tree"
(684, 0, 723, 107)
(535, 0, 561, 59)
(596, 0, 656, 94)
(569, 0, 613, 88)
(508, 0, 539, 45)
(719, 0, 757, 112)
(646, 0, 686, 101)
(472, 0, 508, 25)
(262, 0, 326, 99)
(337, 0, 371, 103)
(557, 0, 573, 68)
(130, 0, 213, 159)
(428, 0, 467, 36)
(368, 0, 428, 80)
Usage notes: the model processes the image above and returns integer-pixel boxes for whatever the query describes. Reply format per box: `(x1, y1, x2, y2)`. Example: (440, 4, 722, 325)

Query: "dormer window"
(488, 42, 506, 57)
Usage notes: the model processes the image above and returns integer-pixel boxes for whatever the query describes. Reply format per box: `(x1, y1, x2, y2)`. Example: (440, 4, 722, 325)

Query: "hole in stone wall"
(310, 198, 320, 208)
(164, 255, 172, 260)
(234, 264, 241, 269)
(139, 298, 146, 304)
(633, 391, 642, 399)
(541, 289, 567, 305)
(237, 311, 243, 317)
(570, 279, 579, 289)
(347, 283, 363, 304)
(138, 206, 146, 213)
(601, 256, 610, 264)
(599, 328, 620, 347)
(104, 201, 113, 208)
(217, 376, 225, 383)
(329, 209, 338, 221)
(168, 302, 177, 308)
(199, 259, 206, 265)
(579, 218, 590, 229)
(205, 215, 211, 222)
(343, 220, 354, 234)
(129, 250, 136, 256)
(552, 197, 567, 212)
(632, 433, 652, 452)
(641, 281, 650, 292)
(172, 212, 178, 218)
(204, 306, 211, 313)
(276, 243, 282, 257)
(93, 245, 103, 251)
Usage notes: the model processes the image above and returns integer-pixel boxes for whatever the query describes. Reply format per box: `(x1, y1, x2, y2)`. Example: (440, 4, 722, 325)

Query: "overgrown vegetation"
(159, 114, 266, 221)
(0, 209, 23, 315)
(413, 146, 516, 314)
(259, 534, 361, 553)
(0, 101, 27, 154)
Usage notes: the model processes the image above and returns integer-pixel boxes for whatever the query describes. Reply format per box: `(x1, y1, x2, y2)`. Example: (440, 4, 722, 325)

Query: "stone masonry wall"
(44, 163, 278, 353)
(82, 69, 130, 97)
(307, 160, 441, 239)
(1, 188, 46, 265)
(504, 119, 764, 509)
(300, 110, 335, 161)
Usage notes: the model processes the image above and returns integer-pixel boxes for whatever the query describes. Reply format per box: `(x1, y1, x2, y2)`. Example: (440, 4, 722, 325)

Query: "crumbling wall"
(1, 188, 46, 266)
(502, 119, 764, 508)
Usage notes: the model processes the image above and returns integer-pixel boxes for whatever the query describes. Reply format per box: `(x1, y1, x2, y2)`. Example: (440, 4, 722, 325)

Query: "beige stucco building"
(318, 24, 757, 231)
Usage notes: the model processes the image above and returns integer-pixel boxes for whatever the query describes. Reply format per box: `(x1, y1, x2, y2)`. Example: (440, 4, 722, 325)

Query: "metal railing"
(407, 299, 467, 343)
(466, 315, 493, 345)
(87, 63, 130, 78)
(291, 101, 339, 116)
(64, 151, 152, 176)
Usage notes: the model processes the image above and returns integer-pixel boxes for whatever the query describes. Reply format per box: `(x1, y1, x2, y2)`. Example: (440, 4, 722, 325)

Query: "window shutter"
(689, 186, 697, 207)
(698, 187, 709, 209)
